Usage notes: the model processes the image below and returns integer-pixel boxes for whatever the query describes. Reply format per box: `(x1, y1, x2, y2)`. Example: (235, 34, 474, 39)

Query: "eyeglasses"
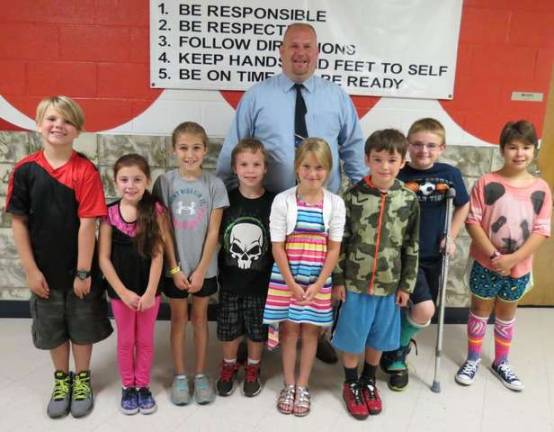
(410, 142, 442, 151)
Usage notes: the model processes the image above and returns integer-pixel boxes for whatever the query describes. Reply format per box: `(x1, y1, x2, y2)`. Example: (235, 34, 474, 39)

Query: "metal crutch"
(431, 187, 456, 393)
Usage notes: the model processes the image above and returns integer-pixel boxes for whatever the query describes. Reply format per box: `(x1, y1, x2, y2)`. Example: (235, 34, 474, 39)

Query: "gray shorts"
(30, 287, 113, 350)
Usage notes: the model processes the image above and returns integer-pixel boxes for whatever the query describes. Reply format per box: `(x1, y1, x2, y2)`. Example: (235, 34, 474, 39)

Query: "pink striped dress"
(263, 198, 333, 329)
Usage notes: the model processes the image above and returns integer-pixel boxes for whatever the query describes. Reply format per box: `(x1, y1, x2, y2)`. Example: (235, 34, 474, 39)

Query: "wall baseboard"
(4, 300, 546, 323)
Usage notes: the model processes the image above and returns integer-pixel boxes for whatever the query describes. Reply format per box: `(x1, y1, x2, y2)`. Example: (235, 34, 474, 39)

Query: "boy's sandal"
(293, 386, 311, 417)
(277, 384, 295, 415)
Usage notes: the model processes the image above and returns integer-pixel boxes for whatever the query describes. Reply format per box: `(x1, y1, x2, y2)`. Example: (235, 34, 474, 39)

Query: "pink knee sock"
(467, 312, 488, 362)
(493, 317, 515, 366)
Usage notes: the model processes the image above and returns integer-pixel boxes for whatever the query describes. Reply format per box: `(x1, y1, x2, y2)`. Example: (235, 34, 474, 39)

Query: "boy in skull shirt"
(216, 139, 275, 397)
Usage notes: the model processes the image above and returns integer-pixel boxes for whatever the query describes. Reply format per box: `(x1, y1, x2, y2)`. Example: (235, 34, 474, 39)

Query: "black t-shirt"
(6, 151, 107, 291)
(398, 162, 469, 261)
(218, 188, 275, 297)
(103, 200, 164, 299)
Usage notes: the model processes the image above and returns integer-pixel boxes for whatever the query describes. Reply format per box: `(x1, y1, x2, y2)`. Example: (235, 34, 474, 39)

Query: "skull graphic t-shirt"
(218, 188, 275, 296)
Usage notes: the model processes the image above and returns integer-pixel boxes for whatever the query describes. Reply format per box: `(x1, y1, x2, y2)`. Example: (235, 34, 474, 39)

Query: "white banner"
(150, 0, 463, 99)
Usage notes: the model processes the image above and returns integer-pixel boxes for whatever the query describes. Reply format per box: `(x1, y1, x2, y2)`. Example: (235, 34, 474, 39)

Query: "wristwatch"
(75, 269, 91, 280)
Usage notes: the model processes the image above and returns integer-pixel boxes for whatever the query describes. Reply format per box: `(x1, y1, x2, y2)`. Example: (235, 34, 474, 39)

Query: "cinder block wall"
(0, 131, 510, 307)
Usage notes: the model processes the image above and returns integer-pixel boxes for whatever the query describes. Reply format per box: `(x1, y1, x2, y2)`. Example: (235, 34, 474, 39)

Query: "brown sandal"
(277, 384, 295, 415)
(293, 386, 311, 417)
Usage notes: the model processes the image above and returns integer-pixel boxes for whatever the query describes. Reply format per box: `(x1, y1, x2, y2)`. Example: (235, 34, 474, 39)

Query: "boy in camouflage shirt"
(331, 129, 420, 420)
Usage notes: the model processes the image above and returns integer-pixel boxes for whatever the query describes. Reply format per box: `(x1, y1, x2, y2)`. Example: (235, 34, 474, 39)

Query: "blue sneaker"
(137, 387, 157, 414)
(491, 361, 524, 391)
(455, 360, 480, 386)
(170, 375, 191, 406)
(120, 387, 138, 415)
(194, 374, 215, 405)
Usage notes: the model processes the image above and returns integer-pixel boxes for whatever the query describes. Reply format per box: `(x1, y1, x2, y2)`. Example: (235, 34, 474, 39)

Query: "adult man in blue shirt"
(216, 22, 367, 194)
(217, 23, 367, 364)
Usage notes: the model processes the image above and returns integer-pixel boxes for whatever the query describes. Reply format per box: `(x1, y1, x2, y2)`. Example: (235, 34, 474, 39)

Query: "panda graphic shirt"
(218, 188, 275, 297)
(399, 162, 469, 261)
(467, 172, 551, 278)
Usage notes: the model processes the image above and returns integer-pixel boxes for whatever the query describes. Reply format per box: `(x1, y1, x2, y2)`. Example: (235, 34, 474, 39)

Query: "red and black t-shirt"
(6, 150, 107, 291)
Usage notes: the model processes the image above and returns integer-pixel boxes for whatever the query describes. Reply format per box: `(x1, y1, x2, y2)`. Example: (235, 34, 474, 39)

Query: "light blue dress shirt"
(216, 73, 367, 194)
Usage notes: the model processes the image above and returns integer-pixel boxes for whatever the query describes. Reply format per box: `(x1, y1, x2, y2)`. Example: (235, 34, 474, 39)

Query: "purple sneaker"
(137, 387, 157, 414)
(120, 387, 138, 415)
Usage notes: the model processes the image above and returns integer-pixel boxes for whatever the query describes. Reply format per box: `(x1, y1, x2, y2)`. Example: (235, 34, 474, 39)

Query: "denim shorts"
(469, 261, 530, 302)
(331, 291, 400, 354)
(30, 287, 113, 350)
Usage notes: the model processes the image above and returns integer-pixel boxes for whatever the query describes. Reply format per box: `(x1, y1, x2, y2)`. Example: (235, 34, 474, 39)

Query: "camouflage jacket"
(333, 177, 420, 296)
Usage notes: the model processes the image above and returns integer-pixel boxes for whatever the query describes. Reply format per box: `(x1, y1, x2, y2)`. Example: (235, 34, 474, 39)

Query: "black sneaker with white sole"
(455, 360, 480, 386)
(491, 361, 524, 391)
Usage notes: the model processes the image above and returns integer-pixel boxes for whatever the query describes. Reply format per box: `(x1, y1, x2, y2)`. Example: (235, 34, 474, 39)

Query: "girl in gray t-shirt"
(153, 122, 228, 405)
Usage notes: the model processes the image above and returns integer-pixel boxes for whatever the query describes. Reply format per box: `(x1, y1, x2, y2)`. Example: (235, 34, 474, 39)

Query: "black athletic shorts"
(163, 276, 218, 299)
(410, 259, 442, 305)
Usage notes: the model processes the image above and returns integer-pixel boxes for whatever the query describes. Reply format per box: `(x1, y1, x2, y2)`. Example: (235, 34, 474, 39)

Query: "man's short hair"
(282, 23, 317, 42)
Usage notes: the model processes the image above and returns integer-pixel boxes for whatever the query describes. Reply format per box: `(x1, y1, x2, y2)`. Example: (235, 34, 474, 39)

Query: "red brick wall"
(0, 0, 161, 131)
(441, 0, 553, 142)
(0, 0, 552, 141)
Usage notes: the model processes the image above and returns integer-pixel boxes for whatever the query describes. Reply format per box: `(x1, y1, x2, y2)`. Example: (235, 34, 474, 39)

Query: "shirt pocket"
(308, 111, 341, 140)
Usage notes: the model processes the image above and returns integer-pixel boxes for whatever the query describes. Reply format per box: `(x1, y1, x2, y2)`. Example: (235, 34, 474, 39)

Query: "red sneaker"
(342, 382, 369, 420)
(360, 379, 382, 415)
(216, 362, 239, 396)
(243, 363, 262, 397)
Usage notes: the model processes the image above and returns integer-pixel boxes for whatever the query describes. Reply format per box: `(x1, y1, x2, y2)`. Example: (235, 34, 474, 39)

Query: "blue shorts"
(470, 261, 530, 302)
(331, 291, 400, 354)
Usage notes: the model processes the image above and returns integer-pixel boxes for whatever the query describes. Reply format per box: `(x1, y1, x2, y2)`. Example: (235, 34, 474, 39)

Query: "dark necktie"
(294, 83, 308, 148)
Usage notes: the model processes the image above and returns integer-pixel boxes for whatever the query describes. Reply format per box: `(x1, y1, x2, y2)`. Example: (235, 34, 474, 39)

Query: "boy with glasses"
(380, 118, 470, 391)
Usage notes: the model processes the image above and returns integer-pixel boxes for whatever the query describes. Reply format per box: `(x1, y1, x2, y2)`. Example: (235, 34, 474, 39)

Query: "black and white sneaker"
(491, 362, 524, 391)
(455, 360, 480, 386)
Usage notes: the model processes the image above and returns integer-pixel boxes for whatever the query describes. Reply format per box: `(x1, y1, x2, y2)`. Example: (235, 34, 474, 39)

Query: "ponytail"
(135, 189, 163, 258)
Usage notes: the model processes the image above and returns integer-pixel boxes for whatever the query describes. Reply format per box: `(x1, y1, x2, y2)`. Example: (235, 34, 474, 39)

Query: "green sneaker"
(381, 342, 415, 391)
(71, 371, 94, 418)
(47, 371, 72, 419)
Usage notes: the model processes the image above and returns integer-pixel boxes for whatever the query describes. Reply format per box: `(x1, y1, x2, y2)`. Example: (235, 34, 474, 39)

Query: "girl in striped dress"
(263, 138, 345, 417)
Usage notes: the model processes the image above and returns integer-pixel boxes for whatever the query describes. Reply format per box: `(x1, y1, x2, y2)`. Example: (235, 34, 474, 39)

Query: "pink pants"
(111, 296, 161, 388)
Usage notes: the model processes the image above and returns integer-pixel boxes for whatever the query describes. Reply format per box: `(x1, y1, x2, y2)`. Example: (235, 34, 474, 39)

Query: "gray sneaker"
(70, 371, 94, 418)
(47, 371, 72, 419)
(194, 374, 215, 405)
(170, 375, 191, 406)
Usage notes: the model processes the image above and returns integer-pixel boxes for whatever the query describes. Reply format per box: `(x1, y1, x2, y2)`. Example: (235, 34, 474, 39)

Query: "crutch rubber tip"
(431, 381, 441, 393)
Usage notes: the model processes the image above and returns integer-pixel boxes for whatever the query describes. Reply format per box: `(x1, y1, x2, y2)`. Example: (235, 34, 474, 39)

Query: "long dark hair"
(113, 153, 163, 258)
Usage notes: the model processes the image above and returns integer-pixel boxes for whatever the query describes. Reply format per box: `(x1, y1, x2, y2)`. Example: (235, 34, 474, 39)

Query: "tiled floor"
(1, 309, 553, 432)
